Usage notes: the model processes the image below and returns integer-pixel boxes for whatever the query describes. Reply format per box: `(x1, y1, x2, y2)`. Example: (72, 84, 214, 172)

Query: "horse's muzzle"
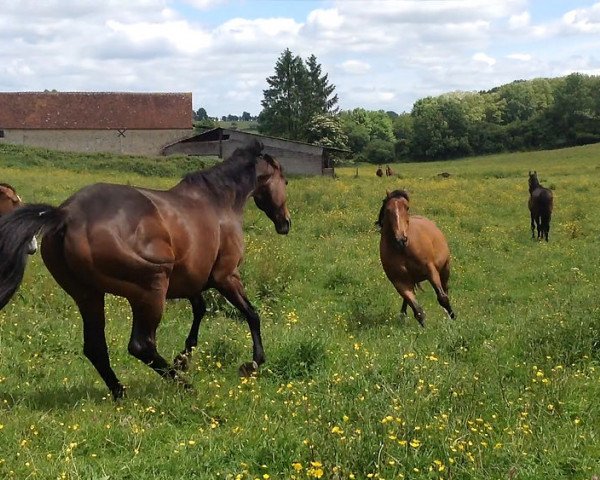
(275, 217, 291, 235)
(395, 235, 408, 249)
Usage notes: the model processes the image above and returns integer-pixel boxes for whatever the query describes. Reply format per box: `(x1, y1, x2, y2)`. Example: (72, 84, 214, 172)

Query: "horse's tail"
(0, 204, 64, 309)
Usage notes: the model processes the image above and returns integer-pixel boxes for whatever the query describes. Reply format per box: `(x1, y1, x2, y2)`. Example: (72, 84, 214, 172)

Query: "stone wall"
(0, 128, 193, 156)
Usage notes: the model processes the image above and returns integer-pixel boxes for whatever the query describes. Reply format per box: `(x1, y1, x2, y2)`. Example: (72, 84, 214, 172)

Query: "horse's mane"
(181, 141, 263, 199)
(376, 189, 410, 228)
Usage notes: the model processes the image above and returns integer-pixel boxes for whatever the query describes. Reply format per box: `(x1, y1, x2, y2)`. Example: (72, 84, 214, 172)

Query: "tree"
(195, 107, 208, 121)
(241, 111, 252, 121)
(306, 114, 348, 150)
(259, 49, 338, 141)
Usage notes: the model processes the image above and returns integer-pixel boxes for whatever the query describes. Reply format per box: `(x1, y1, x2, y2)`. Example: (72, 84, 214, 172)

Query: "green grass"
(1, 143, 599, 479)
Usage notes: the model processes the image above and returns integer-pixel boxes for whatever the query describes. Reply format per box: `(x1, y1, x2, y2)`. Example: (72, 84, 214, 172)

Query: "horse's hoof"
(238, 361, 259, 377)
(173, 353, 190, 372)
(111, 384, 126, 401)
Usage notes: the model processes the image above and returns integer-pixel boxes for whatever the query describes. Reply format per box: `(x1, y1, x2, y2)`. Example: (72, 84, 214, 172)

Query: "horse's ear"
(0, 185, 19, 203)
(385, 189, 391, 198)
(534, 171, 537, 175)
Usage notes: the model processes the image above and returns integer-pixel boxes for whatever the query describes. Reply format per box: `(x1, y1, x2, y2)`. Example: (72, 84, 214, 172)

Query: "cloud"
(0, 0, 598, 117)
(340, 60, 371, 75)
(507, 53, 532, 62)
(509, 11, 530, 29)
(473, 52, 496, 66)
(562, 3, 600, 33)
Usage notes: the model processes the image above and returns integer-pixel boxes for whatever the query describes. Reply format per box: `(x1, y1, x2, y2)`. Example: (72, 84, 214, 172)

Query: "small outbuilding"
(0, 91, 193, 156)
(162, 127, 344, 176)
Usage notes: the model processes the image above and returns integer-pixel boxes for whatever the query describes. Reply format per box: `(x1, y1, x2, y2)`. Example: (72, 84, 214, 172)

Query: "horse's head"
(0, 183, 22, 215)
(0, 184, 36, 254)
(377, 189, 410, 248)
(528, 171, 539, 193)
(253, 153, 291, 235)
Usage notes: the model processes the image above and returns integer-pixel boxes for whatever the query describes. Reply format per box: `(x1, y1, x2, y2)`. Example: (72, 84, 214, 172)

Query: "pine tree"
(259, 49, 338, 141)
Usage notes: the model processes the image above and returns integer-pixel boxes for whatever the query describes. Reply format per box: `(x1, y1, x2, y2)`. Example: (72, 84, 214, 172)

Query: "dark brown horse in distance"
(0, 142, 290, 399)
(385, 165, 395, 176)
(528, 171, 553, 241)
(0, 183, 37, 254)
(376, 167, 384, 177)
(377, 190, 454, 326)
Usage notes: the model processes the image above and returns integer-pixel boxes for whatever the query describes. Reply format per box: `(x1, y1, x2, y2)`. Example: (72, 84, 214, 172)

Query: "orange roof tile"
(0, 92, 192, 129)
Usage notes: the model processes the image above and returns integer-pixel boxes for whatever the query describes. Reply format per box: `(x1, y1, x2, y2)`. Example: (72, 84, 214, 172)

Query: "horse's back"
(42, 183, 222, 298)
(529, 187, 553, 214)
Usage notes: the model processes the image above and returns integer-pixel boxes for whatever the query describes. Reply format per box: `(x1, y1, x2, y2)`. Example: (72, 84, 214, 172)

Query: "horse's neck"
(173, 168, 257, 211)
(529, 176, 542, 192)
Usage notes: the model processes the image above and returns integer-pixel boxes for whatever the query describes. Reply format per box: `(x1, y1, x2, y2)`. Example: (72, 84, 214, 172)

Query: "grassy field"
(0, 143, 599, 479)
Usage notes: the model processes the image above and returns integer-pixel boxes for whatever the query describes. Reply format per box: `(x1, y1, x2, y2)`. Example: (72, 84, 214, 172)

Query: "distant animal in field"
(376, 167, 383, 177)
(385, 165, 395, 176)
(377, 189, 454, 326)
(437, 172, 451, 178)
(528, 171, 553, 242)
(0, 183, 37, 254)
(0, 141, 290, 400)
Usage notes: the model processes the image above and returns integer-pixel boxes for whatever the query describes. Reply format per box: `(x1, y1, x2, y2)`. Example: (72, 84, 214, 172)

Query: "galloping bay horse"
(528, 171, 553, 241)
(0, 141, 290, 399)
(377, 190, 454, 326)
(0, 183, 37, 254)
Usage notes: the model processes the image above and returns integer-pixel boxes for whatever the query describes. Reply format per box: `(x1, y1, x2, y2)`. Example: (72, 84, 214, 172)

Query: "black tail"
(0, 204, 64, 309)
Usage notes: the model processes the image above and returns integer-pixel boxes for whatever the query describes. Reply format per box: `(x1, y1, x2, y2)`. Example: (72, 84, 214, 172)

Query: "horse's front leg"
(214, 271, 265, 376)
(174, 295, 206, 371)
(394, 282, 425, 327)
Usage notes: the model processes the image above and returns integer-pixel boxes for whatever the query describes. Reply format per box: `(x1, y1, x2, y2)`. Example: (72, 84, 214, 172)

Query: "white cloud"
(472, 52, 496, 66)
(509, 11, 530, 29)
(106, 19, 212, 55)
(183, 0, 226, 9)
(307, 8, 344, 30)
(340, 60, 371, 75)
(0, 0, 598, 117)
(507, 53, 532, 62)
(562, 3, 600, 33)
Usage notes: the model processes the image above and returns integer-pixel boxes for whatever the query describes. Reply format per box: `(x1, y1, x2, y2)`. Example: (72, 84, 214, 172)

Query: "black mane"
(181, 141, 263, 203)
(376, 189, 410, 228)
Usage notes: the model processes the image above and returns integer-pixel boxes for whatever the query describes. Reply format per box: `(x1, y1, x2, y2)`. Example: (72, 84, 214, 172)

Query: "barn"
(0, 92, 193, 156)
(162, 127, 343, 176)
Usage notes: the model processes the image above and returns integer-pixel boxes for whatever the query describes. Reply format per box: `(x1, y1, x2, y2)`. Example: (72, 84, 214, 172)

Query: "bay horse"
(0, 141, 290, 399)
(528, 171, 553, 242)
(376, 167, 384, 177)
(0, 183, 37, 254)
(385, 165, 395, 177)
(377, 190, 454, 326)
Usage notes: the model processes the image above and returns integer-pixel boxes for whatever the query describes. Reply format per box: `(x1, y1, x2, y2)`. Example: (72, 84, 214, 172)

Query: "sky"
(1, 1, 599, 118)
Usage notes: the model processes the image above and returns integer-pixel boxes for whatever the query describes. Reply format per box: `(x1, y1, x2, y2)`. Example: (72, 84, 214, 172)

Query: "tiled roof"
(0, 92, 192, 129)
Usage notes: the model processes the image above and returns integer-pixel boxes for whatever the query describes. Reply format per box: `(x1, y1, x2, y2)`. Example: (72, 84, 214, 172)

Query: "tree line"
(196, 49, 600, 163)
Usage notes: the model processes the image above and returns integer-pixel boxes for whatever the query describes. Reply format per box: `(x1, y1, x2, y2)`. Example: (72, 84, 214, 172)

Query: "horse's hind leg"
(435, 264, 455, 320)
(41, 234, 124, 399)
(174, 295, 207, 371)
(78, 293, 125, 400)
(128, 295, 191, 389)
(214, 271, 265, 376)
(542, 213, 551, 242)
(530, 212, 536, 239)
